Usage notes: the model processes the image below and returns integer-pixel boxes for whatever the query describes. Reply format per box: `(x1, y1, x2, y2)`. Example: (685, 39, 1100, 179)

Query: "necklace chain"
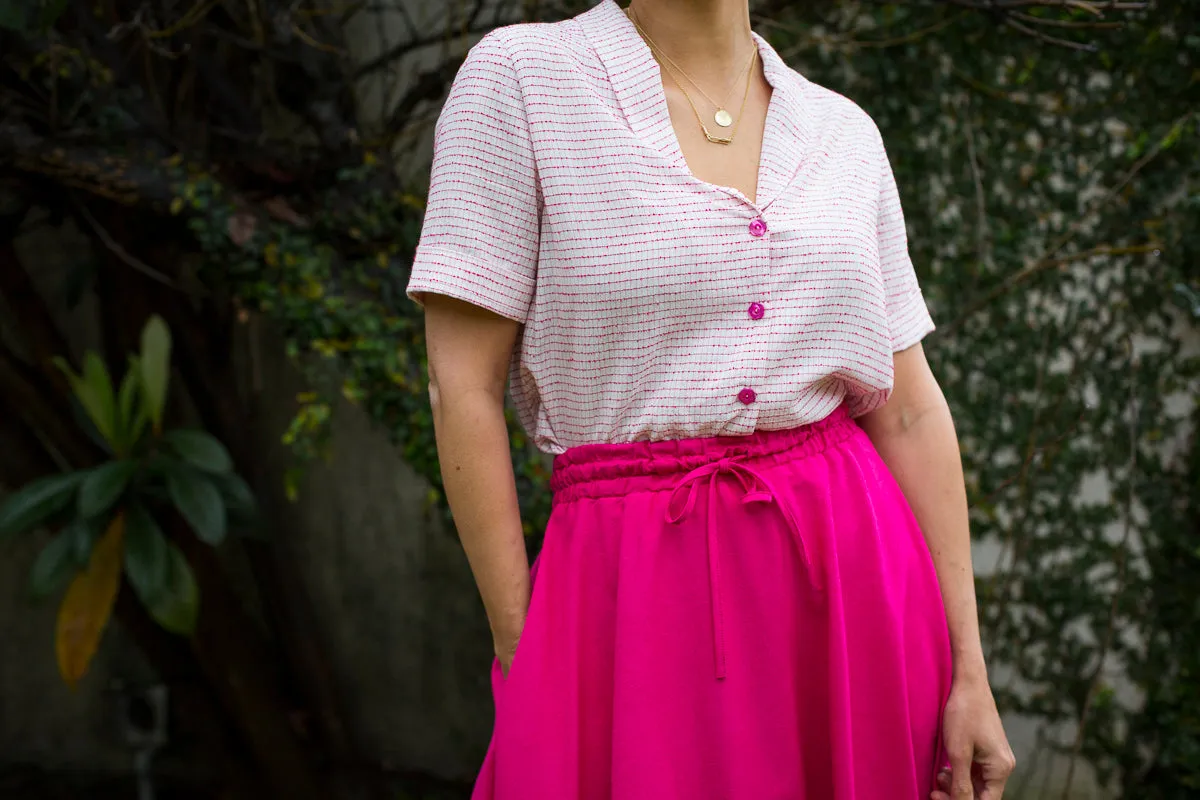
(628, 9, 757, 117)
(625, 6, 757, 144)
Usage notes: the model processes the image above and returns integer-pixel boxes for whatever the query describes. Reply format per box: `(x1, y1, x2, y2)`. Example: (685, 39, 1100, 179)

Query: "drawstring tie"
(665, 455, 821, 680)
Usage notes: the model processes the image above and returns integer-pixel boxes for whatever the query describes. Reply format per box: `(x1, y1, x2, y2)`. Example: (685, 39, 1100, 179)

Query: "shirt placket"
(734, 208, 771, 425)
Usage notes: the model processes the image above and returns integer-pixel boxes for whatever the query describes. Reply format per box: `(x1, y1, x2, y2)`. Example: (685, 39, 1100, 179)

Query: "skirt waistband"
(550, 405, 857, 504)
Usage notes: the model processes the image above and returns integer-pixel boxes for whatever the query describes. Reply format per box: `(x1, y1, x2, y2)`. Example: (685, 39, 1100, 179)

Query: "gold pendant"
(703, 127, 733, 145)
(714, 109, 733, 127)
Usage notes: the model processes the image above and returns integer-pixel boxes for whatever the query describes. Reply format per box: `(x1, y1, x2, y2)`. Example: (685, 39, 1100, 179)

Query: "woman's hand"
(932, 675, 1016, 800)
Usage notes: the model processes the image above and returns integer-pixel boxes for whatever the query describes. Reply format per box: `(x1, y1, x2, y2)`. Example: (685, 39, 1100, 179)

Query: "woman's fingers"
(930, 766, 953, 800)
(978, 742, 1017, 800)
(934, 739, 1016, 800)
(949, 747, 975, 800)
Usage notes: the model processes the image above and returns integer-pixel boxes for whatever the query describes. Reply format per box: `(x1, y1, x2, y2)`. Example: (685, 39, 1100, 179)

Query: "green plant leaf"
(116, 364, 141, 453)
(81, 352, 118, 447)
(166, 467, 227, 545)
(123, 357, 150, 446)
(55, 357, 108, 452)
(146, 543, 200, 636)
(212, 472, 260, 534)
(163, 430, 234, 474)
(66, 518, 100, 566)
(29, 531, 81, 600)
(123, 504, 169, 606)
(78, 461, 138, 519)
(140, 315, 171, 434)
(0, 472, 88, 539)
(66, 392, 114, 456)
(212, 472, 256, 513)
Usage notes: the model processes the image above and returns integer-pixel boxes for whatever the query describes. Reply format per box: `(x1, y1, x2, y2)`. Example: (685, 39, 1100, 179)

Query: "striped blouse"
(406, 0, 935, 455)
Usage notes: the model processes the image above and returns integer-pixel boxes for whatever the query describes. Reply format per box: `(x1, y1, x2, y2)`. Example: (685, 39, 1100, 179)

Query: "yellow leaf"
(169, 197, 184, 215)
(56, 513, 125, 689)
(303, 279, 324, 300)
(285, 471, 300, 503)
(399, 193, 425, 212)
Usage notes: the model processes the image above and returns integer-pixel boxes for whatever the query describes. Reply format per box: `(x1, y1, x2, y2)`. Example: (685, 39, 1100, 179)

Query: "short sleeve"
(405, 31, 541, 324)
(876, 136, 935, 352)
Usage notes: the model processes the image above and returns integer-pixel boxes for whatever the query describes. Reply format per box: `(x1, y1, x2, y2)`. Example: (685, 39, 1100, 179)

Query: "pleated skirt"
(471, 405, 953, 800)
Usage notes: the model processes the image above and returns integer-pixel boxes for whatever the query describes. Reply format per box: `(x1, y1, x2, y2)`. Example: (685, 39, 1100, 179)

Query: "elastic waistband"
(550, 405, 858, 504)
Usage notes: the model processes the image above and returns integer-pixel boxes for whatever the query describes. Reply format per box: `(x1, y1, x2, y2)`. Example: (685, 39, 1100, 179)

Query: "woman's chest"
(534, 150, 885, 313)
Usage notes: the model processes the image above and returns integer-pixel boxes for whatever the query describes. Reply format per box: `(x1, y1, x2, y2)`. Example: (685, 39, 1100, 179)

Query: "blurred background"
(0, 0, 1197, 798)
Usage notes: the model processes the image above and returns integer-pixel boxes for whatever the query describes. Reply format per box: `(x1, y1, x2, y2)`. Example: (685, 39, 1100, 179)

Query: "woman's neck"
(625, 0, 755, 80)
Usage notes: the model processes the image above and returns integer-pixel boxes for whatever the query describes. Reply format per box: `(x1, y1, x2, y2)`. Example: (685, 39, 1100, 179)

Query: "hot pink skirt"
(473, 406, 953, 799)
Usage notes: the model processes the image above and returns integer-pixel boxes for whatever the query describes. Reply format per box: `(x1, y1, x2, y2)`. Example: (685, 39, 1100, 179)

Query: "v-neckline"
(583, 0, 811, 213)
(630, 22, 781, 209)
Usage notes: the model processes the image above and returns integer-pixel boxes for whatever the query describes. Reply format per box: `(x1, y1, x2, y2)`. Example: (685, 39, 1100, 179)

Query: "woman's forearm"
(432, 386, 531, 655)
(861, 392, 988, 682)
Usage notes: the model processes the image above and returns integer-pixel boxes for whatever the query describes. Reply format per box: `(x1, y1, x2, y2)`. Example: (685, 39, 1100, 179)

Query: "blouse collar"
(577, 0, 814, 210)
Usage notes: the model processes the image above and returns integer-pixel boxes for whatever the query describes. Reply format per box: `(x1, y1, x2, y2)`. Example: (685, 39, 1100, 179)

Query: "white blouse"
(406, 0, 935, 455)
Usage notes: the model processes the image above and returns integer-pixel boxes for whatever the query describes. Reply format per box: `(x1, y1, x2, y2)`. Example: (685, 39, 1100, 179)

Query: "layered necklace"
(625, 4, 758, 146)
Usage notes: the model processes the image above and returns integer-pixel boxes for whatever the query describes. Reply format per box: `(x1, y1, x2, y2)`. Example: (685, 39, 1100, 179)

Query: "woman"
(406, 1, 1015, 798)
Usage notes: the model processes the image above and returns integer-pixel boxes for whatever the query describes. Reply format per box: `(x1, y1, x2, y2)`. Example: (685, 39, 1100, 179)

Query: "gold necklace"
(631, 11, 757, 128)
(662, 51, 755, 145)
(626, 6, 757, 138)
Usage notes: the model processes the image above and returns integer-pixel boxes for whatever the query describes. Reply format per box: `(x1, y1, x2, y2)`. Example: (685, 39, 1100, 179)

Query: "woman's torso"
(407, 0, 935, 454)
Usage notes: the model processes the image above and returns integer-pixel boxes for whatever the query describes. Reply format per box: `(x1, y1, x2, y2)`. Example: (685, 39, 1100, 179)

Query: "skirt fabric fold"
(472, 406, 953, 800)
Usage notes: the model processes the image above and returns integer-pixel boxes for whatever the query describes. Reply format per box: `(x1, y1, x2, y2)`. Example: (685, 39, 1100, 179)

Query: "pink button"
(737, 387, 757, 405)
(748, 217, 767, 237)
(748, 302, 765, 320)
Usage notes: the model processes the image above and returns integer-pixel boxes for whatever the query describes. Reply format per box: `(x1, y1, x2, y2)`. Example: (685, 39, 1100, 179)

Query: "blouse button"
(748, 217, 767, 237)
(737, 387, 757, 405)
(748, 302, 765, 320)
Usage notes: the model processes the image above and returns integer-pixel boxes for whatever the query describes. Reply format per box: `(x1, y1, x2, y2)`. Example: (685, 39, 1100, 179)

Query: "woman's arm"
(857, 342, 1015, 800)
(857, 343, 985, 679)
(424, 293, 530, 673)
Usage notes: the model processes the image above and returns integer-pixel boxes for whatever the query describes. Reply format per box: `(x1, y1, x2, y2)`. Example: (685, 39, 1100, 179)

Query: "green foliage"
(78, 460, 136, 519)
(147, 540, 201, 636)
(123, 503, 170, 605)
(168, 156, 555, 530)
(165, 464, 227, 546)
(0, 472, 88, 540)
(163, 430, 234, 474)
(0, 315, 257, 651)
(140, 316, 171, 434)
(122, 500, 199, 637)
(28, 527, 81, 599)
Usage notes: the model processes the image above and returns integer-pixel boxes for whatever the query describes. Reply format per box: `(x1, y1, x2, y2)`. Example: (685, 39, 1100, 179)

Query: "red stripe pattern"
(407, 0, 935, 455)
